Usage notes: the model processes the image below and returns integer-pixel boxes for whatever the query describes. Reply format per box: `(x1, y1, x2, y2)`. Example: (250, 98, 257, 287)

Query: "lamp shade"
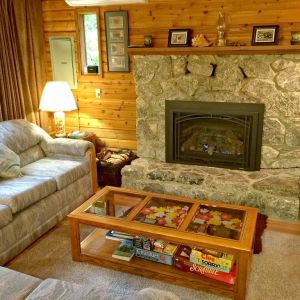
(39, 81, 77, 112)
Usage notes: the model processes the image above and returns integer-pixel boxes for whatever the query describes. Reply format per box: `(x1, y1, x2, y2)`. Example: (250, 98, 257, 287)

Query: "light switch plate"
(96, 88, 101, 98)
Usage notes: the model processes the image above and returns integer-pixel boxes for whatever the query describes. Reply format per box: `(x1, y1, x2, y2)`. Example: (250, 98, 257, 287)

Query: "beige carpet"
(6, 221, 300, 300)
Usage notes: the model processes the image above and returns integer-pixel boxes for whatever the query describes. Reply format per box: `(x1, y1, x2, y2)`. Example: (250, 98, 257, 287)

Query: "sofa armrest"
(86, 147, 98, 194)
(41, 138, 98, 194)
(41, 138, 93, 157)
(0, 267, 41, 299)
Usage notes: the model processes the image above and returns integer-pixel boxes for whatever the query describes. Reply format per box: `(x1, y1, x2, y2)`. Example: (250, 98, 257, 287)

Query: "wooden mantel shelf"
(127, 45, 300, 55)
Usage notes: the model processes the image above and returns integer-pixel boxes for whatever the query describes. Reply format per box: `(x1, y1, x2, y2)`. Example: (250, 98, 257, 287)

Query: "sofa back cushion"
(0, 119, 50, 154)
(0, 119, 50, 166)
(0, 143, 21, 178)
(19, 145, 46, 168)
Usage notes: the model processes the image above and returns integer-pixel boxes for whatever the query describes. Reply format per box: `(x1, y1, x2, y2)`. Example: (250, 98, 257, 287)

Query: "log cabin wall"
(41, 0, 300, 151)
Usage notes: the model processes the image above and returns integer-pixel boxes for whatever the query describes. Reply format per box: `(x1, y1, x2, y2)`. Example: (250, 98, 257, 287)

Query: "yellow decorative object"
(208, 219, 222, 225)
(210, 210, 222, 216)
(155, 207, 166, 212)
(146, 214, 156, 219)
(192, 34, 212, 47)
(166, 212, 177, 219)
(231, 218, 242, 224)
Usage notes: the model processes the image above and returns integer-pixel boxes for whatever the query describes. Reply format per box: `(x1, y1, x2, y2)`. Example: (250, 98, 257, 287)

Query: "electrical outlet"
(96, 88, 101, 99)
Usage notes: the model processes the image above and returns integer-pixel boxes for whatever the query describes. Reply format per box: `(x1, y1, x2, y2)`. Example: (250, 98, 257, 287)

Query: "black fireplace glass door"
(166, 101, 264, 171)
(174, 113, 252, 168)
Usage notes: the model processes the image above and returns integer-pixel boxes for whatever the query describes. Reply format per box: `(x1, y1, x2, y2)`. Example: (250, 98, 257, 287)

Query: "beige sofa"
(0, 119, 96, 266)
(0, 266, 180, 300)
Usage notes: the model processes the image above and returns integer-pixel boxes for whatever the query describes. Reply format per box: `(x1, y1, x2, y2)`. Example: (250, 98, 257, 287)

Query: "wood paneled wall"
(42, 0, 300, 151)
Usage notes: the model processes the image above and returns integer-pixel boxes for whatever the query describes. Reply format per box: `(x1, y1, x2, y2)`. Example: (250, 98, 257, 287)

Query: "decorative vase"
(216, 11, 226, 47)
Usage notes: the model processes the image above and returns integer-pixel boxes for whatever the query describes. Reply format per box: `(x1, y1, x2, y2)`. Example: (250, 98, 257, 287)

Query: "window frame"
(76, 8, 102, 78)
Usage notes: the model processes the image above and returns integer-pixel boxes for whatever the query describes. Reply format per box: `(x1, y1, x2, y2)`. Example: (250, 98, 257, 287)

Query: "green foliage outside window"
(83, 14, 99, 66)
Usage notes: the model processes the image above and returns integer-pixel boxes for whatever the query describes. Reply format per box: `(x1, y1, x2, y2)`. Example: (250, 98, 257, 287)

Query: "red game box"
(173, 246, 236, 285)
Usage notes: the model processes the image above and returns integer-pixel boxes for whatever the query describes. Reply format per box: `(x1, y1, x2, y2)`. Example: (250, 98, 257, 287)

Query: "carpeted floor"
(6, 221, 300, 300)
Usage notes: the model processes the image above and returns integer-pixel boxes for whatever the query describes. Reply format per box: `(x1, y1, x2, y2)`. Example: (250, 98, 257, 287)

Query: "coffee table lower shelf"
(79, 228, 235, 299)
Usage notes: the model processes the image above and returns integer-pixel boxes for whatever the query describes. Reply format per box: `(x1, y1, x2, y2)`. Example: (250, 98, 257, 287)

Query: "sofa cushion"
(21, 158, 90, 190)
(0, 119, 51, 155)
(0, 267, 41, 300)
(25, 278, 181, 300)
(19, 145, 45, 168)
(0, 176, 57, 214)
(0, 143, 21, 178)
(26, 278, 107, 300)
(0, 204, 13, 229)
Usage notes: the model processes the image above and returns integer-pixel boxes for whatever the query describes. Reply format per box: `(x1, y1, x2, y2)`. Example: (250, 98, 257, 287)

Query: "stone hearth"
(122, 54, 300, 219)
(122, 158, 299, 219)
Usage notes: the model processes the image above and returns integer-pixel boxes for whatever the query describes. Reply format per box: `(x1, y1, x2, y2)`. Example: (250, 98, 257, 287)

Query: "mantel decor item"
(291, 31, 300, 45)
(105, 11, 129, 72)
(252, 25, 279, 46)
(144, 35, 152, 47)
(215, 10, 226, 47)
(192, 34, 212, 47)
(168, 29, 191, 47)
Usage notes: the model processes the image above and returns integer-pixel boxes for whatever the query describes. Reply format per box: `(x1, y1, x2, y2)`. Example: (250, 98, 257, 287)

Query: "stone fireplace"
(165, 100, 264, 171)
(122, 54, 300, 220)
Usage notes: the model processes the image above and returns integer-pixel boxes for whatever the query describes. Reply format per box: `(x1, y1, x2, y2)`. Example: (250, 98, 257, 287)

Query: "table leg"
(234, 251, 251, 300)
(69, 219, 81, 261)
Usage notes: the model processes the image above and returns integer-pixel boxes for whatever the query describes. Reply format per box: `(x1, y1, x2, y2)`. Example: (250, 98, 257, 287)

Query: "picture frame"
(168, 29, 191, 47)
(251, 25, 279, 46)
(105, 11, 129, 72)
(291, 31, 300, 45)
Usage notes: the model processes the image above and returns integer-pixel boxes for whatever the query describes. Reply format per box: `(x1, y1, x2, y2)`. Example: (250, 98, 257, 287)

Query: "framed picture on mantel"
(251, 25, 279, 46)
(105, 11, 129, 72)
(168, 29, 191, 47)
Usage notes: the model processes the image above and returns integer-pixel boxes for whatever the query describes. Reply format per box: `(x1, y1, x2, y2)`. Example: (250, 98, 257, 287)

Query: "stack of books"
(67, 131, 89, 139)
(105, 230, 134, 241)
(112, 240, 135, 261)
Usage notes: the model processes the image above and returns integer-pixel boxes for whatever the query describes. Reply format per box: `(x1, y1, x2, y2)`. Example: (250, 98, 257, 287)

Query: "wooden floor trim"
(267, 218, 300, 235)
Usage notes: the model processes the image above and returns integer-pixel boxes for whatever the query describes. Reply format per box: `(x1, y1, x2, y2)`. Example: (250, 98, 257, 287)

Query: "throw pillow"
(0, 143, 21, 178)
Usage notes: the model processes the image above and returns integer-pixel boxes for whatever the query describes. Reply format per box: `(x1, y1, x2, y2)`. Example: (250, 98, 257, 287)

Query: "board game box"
(135, 247, 176, 265)
(190, 248, 235, 269)
(173, 246, 236, 285)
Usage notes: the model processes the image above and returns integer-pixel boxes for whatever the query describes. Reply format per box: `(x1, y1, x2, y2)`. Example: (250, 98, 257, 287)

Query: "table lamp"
(39, 81, 77, 137)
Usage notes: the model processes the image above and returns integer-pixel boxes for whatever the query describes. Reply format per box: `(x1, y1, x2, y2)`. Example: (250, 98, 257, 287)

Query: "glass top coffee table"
(68, 186, 258, 300)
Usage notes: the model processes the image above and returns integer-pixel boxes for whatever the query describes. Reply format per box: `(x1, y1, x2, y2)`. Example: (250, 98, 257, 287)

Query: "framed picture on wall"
(251, 25, 279, 46)
(168, 29, 191, 47)
(105, 11, 129, 72)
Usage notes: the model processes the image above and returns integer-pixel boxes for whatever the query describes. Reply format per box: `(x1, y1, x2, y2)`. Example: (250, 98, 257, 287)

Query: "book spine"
(112, 254, 131, 261)
(111, 231, 134, 239)
(190, 254, 231, 273)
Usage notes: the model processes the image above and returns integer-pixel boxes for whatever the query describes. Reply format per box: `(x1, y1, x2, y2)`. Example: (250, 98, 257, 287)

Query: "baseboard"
(267, 218, 300, 235)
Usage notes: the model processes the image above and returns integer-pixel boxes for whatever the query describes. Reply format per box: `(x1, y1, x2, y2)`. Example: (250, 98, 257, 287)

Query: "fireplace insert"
(165, 101, 264, 171)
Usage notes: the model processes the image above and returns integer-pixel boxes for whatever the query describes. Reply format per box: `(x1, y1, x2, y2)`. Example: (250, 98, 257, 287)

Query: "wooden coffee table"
(68, 186, 258, 300)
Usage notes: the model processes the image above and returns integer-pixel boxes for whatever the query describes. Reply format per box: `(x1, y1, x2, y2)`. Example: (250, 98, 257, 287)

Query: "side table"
(97, 148, 137, 187)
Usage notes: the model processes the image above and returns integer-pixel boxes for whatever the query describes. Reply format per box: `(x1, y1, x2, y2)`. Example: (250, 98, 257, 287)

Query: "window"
(78, 12, 101, 75)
